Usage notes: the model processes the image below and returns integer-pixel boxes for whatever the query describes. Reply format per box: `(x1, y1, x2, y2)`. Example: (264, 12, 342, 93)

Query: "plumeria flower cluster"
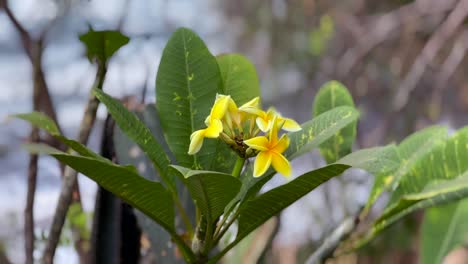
(188, 94, 301, 178)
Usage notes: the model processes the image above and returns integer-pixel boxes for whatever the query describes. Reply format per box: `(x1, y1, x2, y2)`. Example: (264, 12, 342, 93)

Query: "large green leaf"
(285, 106, 359, 160)
(354, 127, 468, 249)
(209, 164, 349, 264)
(217, 53, 260, 105)
(93, 89, 175, 192)
(14, 112, 109, 163)
(364, 126, 447, 213)
(170, 165, 241, 226)
(312, 81, 357, 164)
(230, 106, 360, 209)
(113, 105, 194, 263)
(421, 198, 468, 264)
(211, 145, 399, 263)
(388, 126, 449, 202)
(236, 164, 350, 241)
(79, 30, 130, 62)
(24, 144, 176, 234)
(156, 27, 222, 171)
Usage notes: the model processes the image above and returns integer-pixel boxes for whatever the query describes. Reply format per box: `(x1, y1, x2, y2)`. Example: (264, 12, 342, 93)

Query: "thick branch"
(42, 62, 108, 264)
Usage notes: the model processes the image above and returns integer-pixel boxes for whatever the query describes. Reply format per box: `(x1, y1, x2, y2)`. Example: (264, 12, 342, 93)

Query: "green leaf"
(421, 198, 468, 264)
(217, 54, 260, 105)
(364, 126, 447, 212)
(355, 127, 468, 249)
(113, 105, 194, 263)
(26, 144, 176, 233)
(236, 164, 350, 242)
(312, 81, 357, 164)
(209, 164, 349, 263)
(213, 145, 399, 263)
(285, 106, 359, 160)
(14, 112, 110, 162)
(170, 165, 241, 225)
(231, 106, 360, 208)
(156, 27, 222, 171)
(13, 112, 60, 135)
(79, 30, 130, 62)
(93, 89, 175, 192)
(389, 126, 448, 202)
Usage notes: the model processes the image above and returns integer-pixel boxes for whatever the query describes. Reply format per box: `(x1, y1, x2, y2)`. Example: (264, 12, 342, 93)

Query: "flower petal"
(268, 116, 279, 144)
(240, 97, 260, 109)
(271, 152, 291, 177)
(204, 119, 223, 138)
(227, 97, 238, 112)
(254, 151, 272, 177)
(256, 117, 271, 132)
(244, 136, 269, 151)
(281, 118, 302, 132)
(239, 106, 264, 116)
(210, 95, 230, 120)
(188, 130, 206, 154)
(272, 134, 290, 154)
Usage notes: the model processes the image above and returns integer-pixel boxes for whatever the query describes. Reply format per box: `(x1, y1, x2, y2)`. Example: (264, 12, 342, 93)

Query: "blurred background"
(1, 0, 467, 263)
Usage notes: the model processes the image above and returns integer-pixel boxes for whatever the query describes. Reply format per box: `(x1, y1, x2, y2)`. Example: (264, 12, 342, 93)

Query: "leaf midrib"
(181, 30, 198, 168)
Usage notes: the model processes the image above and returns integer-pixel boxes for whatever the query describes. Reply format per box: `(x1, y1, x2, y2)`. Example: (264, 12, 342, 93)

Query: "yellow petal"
(227, 97, 238, 112)
(204, 119, 223, 138)
(256, 117, 271, 132)
(268, 116, 279, 144)
(281, 118, 302, 132)
(254, 151, 272, 177)
(244, 136, 270, 151)
(272, 134, 290, 154)
(188, 130, 205, 154)
(210, 95, 230, 120)
(266, 108, 278, 119)
(240, 97, 260, 109)
(271, 152, 291, 177)
(239, 106, 264, 116)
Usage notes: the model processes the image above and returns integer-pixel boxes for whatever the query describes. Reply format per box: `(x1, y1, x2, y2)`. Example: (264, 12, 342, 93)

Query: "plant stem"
(212, 202, 236, 241)
(209, 158, 245, 252)
(172, 232, 196, 263)
(212, 208, 240, 247)
(232, 157, 245, 178)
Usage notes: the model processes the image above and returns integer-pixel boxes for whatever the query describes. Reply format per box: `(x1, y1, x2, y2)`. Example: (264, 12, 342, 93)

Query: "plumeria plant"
(15, 27, 468, 264)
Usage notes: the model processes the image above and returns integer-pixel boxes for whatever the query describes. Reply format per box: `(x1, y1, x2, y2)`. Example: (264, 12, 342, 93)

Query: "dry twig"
(42, 61, 108, 264)
(393, 0, 468, 110)
(338, 0, 459, 78)
(0, 2, 67, 263)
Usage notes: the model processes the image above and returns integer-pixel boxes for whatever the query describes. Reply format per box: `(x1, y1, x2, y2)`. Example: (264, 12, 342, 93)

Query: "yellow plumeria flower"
(240, 107, 301, 133)
(222, 96, 260, 127)
(188, 95, 230, 155)
(244, 117, 291, 177)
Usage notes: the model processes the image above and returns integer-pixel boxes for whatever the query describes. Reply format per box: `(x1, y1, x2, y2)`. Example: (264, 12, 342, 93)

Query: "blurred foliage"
(421, 198, 468, 264)
(79, 30, 130, 62)
(308, 15, 334, 56)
